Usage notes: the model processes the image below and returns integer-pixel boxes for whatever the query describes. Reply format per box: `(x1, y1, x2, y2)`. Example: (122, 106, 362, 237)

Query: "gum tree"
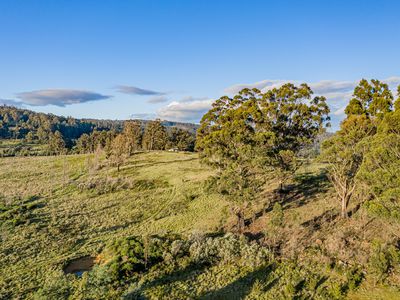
(197, 84, 330, 230)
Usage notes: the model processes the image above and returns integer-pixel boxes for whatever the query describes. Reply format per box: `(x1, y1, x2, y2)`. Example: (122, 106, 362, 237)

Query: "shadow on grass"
(122, 157, 199, 172)
(198, 264, 274, 300)
(301, 208, 338, 230)
(282, 170, 331, 210)
(245, 170, 330, 228)
(124, 261, 210, 299)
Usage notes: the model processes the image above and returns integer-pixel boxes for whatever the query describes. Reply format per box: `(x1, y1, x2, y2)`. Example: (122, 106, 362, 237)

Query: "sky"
(1, 0, 400, 130)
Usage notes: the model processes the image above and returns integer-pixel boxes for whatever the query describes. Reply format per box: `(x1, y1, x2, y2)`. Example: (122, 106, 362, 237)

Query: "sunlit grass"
(0, 151, 227, 297)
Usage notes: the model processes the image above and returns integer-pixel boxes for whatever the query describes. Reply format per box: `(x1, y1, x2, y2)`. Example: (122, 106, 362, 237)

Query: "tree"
(110, 134, 127, 172)
(395, 86, 400, 111)
(321, 115, 376, 218)
(358, 133, 400, 220)
(197, 84, 330, 230)
(48, 131, 66, 155)
(322, 79, 394, 218)
(76, 133, 91, 153)
(167, 127, 195, 151)
(346, 79, 393, 118)
(36, 127, 48, 143)
(142, 120, 167, 151)
(25, 131, 34, 143)
(123, 120, 142, 155)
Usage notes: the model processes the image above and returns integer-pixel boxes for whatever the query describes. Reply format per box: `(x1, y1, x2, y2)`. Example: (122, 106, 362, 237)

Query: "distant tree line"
(0, 106, 197, 156)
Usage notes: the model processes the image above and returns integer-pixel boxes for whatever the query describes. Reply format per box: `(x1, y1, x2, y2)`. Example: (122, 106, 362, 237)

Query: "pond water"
(63, 256, 96, 277)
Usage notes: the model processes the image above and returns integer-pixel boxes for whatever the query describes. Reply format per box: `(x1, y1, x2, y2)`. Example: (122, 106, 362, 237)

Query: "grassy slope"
(0, 152, 227, 296)
(1, 152, 400, 298)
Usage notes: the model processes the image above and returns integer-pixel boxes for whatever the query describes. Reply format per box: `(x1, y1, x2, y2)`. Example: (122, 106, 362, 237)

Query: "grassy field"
(0, 139, 46, 156)
(1, 151, 400, 299)
(0, 151, 228, 297)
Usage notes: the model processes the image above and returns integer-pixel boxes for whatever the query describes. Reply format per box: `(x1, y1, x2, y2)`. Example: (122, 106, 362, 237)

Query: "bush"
(368, 241, 400, 282)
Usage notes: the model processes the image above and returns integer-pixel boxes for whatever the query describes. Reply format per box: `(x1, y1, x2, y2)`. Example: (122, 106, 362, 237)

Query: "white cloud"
(17, 89, 111, 107)
(157, 99, 213, 123)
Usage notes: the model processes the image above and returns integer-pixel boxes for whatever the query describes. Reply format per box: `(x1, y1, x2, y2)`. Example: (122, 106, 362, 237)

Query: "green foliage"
(101, 236, 166, 281)
(47, 130, 66, 155)
(123, 120, 142, 155)
(320, 114, 376, 217)
(269, 203, 284, 228)
(142, 119, 168, 151)
(197, 84, 330, 206)
(110, 133, 128, 171)
(0, 195, 41, 229)
(33, 270, 72, 300)
(368, 241, 400, 282)
(359, 134, 400, 220)
(0, 105, 197, 156)
(346, 79, 394, 118)
(167, 127, 195, 151)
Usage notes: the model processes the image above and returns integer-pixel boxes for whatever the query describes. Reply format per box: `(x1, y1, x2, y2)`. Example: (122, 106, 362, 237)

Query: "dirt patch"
(64, 256, 95, 276)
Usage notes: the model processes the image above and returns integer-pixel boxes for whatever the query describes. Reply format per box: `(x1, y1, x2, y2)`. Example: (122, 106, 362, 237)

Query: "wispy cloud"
(157, 99, 213, 123)
(0, 98, 23, 107)
(130, 113, 156, 120)
(147, 95, 169, 104)
(17, 89, 111, 107)
(224, 79, 288, 95)
(115, 85, 165, 96)
(178, 96, 209, 103)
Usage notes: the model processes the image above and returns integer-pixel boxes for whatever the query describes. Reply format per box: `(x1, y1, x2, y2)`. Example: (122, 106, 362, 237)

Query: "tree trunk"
(236, 209, 245, 234)
(341, 196, 348, 218)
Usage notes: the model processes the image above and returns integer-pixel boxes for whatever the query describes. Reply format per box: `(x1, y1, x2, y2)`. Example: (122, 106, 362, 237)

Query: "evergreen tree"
(197, 84, 330, 229)
(167, 127, 195, 151)
(346, 79, 393, 118)
(110, 134, 127, 172)
(123, 120, 142, 155)
(76, 133, 91, 153)
(394, 86, 400, 111)
(48, 131, 66, 155)
(142, 120, 167, 151)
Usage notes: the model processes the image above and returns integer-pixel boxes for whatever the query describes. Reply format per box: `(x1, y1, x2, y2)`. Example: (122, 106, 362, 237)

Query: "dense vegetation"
(0, 106, 197, 156)
(2, 79, 400, 299)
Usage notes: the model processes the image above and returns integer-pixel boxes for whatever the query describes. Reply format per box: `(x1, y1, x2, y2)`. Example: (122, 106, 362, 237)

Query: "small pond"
(63, 256, 96, 277)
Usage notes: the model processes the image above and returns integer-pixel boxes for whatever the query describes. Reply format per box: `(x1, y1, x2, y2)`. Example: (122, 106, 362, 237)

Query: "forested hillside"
(0, 106, 198, 156)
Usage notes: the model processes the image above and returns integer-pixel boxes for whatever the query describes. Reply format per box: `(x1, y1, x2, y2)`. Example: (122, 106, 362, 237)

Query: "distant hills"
(0, 105, 199, 142)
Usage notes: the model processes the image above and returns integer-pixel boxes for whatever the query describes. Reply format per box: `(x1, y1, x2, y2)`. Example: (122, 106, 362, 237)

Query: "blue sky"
(1, 0, 399, 129)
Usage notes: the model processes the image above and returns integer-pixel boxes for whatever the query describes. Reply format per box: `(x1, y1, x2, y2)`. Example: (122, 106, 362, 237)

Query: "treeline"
(197, 79, 400, 229)
(0, 106, 197, 156)
(0, 106, 101, 147)
(33, 120, 195, 158)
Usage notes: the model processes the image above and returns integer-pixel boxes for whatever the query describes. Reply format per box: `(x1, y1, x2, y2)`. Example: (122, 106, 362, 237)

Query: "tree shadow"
(301, 208, 338, 230)
(123, 157, 199, 171)
(281, 170, 331, 210)
(198, 264, 274, 300)
(244, 170, 330, 228)
(124, 261, 210, 299)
